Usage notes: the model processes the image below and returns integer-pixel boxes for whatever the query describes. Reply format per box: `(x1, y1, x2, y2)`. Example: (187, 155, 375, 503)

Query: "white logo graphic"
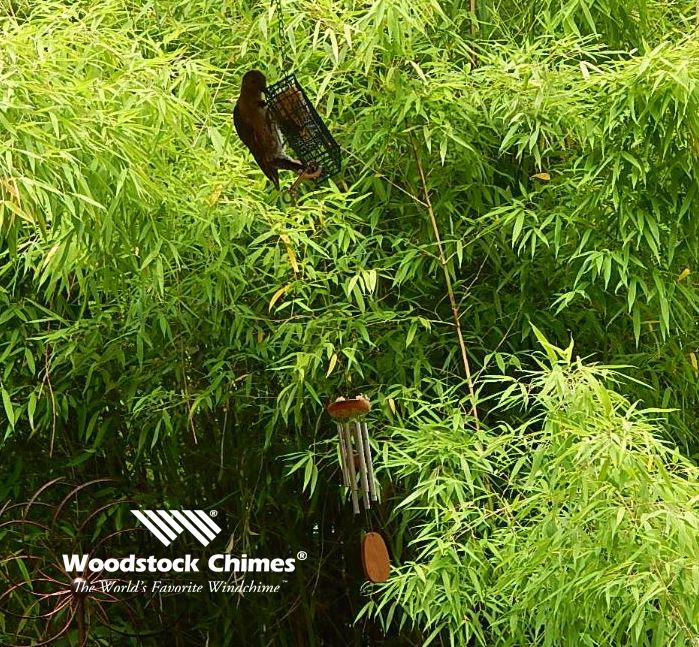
(131, 510, 222, 547)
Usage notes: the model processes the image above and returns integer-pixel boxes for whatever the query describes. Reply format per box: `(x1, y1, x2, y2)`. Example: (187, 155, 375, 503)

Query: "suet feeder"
(266, 75, 342, 183)
(327, 396, 377, 515)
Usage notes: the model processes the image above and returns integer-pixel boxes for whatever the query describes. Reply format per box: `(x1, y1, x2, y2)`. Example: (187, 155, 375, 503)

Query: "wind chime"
(327, 396, 390, 584)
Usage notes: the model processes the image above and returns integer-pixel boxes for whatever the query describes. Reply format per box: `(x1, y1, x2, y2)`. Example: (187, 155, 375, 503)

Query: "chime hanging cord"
(363, 502, 372, 529)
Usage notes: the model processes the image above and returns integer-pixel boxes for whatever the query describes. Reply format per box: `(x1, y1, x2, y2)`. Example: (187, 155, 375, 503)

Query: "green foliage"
(362, 349, 699, 645)
(1, 0, 699, 645)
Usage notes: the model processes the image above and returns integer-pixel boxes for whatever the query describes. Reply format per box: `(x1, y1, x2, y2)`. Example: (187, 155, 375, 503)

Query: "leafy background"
(1, 0, 699, 645)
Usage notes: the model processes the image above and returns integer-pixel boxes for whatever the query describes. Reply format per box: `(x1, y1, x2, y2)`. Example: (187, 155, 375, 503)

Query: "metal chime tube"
(336, 424, 351, 487)
(353, 421, 371, 510)
(361, 421, 378, 501)
(343, 423, 360, 514)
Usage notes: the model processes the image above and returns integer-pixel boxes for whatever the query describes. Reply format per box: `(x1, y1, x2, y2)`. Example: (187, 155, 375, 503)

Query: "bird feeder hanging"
(266, 75, 342, 183)
(267, 0, 342, 186)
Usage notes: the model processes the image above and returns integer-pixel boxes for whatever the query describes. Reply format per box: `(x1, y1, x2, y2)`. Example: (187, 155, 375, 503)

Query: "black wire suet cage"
(266, 75, 342, 182)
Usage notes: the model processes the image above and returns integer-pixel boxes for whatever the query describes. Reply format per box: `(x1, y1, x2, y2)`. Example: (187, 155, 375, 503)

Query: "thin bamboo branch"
(42, 333, 57, 458)
(411, 138, 480, 429)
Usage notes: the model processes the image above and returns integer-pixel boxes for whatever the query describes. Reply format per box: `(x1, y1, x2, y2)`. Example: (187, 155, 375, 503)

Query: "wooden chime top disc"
(361, 531, 390, 583)
(327, 396, 371, 420)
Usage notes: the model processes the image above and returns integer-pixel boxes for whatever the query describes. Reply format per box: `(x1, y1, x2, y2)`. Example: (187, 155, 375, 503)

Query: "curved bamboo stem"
(411, 138, 480, 429)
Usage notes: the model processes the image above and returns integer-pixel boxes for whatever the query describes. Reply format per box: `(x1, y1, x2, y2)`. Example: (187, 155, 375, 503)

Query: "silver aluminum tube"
(353, 421, 371, 510)
(361, 421, 378, 501)
(337, 423, 350, 487)
(343, 423, 360, 514)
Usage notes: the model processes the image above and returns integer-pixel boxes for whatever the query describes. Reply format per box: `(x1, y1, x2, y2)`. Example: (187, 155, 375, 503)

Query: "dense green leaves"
(1, 0, 699, 645)
(362, 353, 699, 646)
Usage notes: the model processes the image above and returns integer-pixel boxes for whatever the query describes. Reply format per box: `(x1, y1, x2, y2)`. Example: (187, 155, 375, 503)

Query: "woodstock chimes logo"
(130, 509, 222, 547)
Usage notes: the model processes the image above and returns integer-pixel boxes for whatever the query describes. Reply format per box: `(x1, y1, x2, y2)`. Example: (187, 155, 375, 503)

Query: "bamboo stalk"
(411, 138, 480, 429)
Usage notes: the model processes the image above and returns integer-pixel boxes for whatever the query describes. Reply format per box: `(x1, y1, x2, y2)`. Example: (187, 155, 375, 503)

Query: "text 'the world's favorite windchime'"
(327, 395, 390, 584)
